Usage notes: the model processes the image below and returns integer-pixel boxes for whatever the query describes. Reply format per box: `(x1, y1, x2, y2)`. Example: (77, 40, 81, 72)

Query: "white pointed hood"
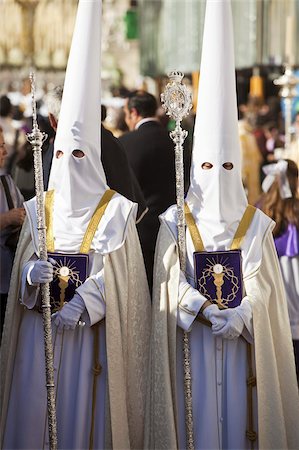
(48, 0, 107, 215)
(186, 0, 247, 248)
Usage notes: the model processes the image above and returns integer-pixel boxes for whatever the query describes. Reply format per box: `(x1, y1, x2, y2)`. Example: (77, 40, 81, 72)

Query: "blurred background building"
(0, 0, 298, 97)
(0, 0, 299, 169)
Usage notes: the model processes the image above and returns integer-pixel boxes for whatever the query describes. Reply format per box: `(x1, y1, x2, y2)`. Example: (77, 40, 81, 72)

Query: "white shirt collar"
(135, 117, 158, 130)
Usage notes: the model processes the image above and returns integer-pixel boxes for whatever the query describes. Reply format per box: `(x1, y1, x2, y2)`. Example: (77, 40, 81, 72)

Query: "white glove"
(212, 308, 244, 339)
(202, 304, 228, 330)
(29, 259, 55, 285)
(52, 293, 86, 332)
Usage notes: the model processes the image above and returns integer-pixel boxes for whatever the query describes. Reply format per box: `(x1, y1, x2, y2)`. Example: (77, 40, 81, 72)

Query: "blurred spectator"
(285, 112, 299, 167)
(0, 126, 25, 337)
(264, 122, 285, 161)
(112, 107, 129, 137)
(258, 159, 299, 382)
(11, 140, 35, 201)
(238, 116, 262, 205)
(120, 90, 191, 290)
(12, 113, 54, 200)
(0, 96, 15, 174)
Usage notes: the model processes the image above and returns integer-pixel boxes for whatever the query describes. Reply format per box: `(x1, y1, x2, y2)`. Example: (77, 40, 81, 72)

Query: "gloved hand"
(212, 308, 244, 339)
(29, 258, 56, 285)
(202, 304, 228, 330)
(52, 293, 86, 332)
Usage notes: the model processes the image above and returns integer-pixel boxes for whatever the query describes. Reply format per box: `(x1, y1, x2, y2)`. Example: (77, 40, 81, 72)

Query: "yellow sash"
(185, 203, 258, 446)
(184, 203, 256, 252)
(45, 189, 116, 253)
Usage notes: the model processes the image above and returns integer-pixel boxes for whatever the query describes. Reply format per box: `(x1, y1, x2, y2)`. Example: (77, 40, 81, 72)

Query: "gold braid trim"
(230, 205, 256, 251)
(246, 342, 257, 448)
(45, 189, 116, 253)
(45, 190, 55, 252)
(45, 189, 116, 449)
(185, 203, 257, 445)
(80, 190, 116, 254)
(89, 323, 102, 450)
(184, 203, 205, 252)
(184, 203, 256, 252)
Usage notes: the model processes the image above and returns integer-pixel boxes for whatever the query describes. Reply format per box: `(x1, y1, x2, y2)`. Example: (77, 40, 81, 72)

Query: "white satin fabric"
(48, 0, 107, 228)
(24, 192, 137, 255)
(186, 0, 247, 245)
(160, 204, 273, 281)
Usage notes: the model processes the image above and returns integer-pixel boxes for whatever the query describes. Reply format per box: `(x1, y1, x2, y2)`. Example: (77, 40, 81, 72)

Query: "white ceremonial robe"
(145, 206, 299, 450)
(1, 194, 151, 450)
(3, 255, 107, 450)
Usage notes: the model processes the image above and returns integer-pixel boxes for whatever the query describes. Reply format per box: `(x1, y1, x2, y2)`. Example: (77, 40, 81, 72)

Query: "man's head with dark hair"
(124, 90, 158, 131)
(0, 95, 12, 118)
(127, 91, 157, 117)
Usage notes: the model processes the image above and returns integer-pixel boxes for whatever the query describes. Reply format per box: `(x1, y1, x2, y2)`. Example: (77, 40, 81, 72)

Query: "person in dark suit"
(120, 91, 190, 290)
(44, 87, 147, 222)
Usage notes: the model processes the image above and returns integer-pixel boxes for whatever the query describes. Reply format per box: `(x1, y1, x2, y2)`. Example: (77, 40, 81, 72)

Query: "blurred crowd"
(0, 82, 298, 378)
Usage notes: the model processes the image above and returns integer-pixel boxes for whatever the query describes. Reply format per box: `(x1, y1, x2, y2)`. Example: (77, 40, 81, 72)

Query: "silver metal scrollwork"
(161, 71, 194, 450)
(26, 72, 58, 450)
(274, 65, 299, 153)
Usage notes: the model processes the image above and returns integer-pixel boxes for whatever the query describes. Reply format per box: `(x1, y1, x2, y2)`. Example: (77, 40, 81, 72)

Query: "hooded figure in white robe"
(146, 1, 299, 449)
(0, 1, 150, 449)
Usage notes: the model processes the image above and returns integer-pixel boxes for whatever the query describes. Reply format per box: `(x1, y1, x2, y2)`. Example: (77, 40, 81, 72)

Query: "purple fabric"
(194, 249, 243, 309)
(47, 252, 89, 312)
(274, 224, 299, 258)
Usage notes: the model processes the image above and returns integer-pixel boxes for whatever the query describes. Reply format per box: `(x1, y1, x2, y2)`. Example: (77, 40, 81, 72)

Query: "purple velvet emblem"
(48, 252, 89, 312)
(194, 250, 243, 309)
(274, 223, 299, 258)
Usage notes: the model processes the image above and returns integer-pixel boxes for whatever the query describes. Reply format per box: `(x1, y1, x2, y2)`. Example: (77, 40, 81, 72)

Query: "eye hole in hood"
(201, 162, 213, 170)
(222, 162, 233, 170)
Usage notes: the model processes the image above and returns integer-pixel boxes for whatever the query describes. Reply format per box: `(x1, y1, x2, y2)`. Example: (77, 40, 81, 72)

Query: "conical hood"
(186, 0, 247, 246)
(49, 0, 107, 213)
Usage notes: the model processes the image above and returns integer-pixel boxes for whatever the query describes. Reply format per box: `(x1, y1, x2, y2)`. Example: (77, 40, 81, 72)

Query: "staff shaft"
(171, 123, 194, 450)
(27, 73, 57, 450)
(162, 72, 194, 450)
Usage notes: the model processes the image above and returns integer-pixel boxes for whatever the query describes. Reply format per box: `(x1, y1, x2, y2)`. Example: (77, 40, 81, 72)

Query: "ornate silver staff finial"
(161, 71, 193, 123)
(26, 72, 48, 158)
(274, 65, 299, 152)
(161, 71, 192, 271)
(161, 72, 194, 450)
(26, 72, 58, 450)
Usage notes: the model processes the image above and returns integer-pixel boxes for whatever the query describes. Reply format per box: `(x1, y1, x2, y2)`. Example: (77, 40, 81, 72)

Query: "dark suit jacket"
(120, 120, 176, 220)
(42, 125, 147, 221)
(119, 120, 191, 288)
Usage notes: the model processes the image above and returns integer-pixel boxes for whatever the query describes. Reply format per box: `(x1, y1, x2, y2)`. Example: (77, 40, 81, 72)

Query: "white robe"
(3, 254, 107, 450)
(176, 292, 253, 449)
(1, 194, 151, 450)
(168, 208, 254, 450)
(146, 206, 299, 450)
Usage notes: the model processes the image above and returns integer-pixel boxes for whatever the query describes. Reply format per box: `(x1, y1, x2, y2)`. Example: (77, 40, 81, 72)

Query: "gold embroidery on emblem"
(197, 256, 239, 308)
(51, 258, 83, 311)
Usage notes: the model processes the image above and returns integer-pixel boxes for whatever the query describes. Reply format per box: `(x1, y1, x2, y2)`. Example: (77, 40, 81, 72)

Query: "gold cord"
(185, 203, 257, 445)
(246, 342, 257, 448)
(184, 203, 256, 252)
(45, 189, 116, 253)
(89, 323, 102, 450)
(230, 205, 256, 251)
(184, 203, 205, 252)
(45, 190, 55, 252)
(80, 190, 116, 254)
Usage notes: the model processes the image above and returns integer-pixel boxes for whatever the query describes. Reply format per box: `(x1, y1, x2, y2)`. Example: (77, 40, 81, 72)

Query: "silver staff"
(161, 71, 194, 450)
(26, 72, 58, 450)
(274, 64, 299, 152)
